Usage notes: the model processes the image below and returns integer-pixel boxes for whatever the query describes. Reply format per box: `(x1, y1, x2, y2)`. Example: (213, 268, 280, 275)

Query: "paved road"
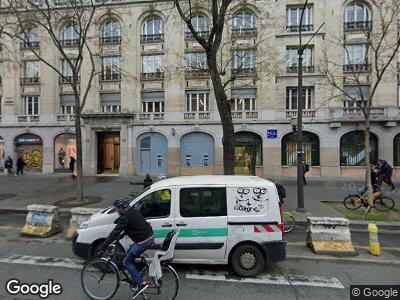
(0, 237, 399, 300)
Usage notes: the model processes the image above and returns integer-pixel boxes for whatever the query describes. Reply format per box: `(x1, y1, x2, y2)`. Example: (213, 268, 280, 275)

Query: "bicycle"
(343, 186, 395, 212)
(81, 230, 180, 300)
(283, 210, 295, 233)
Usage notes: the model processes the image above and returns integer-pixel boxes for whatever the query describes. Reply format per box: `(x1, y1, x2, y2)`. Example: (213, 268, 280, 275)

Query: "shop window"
(340, 131, 378, 166)
(281, 131, 320, 166)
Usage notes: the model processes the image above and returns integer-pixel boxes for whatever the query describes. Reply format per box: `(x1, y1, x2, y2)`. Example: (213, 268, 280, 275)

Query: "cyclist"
(98, 198, 154, 299)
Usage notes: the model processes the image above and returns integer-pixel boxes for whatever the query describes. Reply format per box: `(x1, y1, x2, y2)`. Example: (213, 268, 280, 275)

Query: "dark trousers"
(378, 175, 395, 190)
(17, 168, 23, 175)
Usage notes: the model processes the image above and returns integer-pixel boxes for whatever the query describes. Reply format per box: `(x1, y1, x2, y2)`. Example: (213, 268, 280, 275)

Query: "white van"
(73, 175, 286, 276)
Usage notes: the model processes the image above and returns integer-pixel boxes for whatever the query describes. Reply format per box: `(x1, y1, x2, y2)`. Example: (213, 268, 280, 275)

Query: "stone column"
(42, 133, 53, 174)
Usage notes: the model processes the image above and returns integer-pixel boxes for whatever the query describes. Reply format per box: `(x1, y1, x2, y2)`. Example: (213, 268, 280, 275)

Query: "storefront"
(15, 133, 43, 172)
(234, 131, 262, 175)
(54, 133, 76, 172)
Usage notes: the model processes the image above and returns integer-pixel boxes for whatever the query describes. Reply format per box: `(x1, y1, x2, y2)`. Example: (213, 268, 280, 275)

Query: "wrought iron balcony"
(140, 33, 164, 42)
(286, 24, 314, 32)
(344, 21, 372, 31)
(100, 36, 121, 45)
(231, 27, 258, 38)
(21, 77, 40, 85)
(286, 65, 315, 73)
(99, 73, 121, 82)
(343, 64, 370, 72)
(140, 71, 164, 80)
(20, 41, 40, 50)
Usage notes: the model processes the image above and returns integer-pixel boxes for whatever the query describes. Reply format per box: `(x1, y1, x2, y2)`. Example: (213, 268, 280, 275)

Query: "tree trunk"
(74, 90, 84, 202)
(207, 53, 235, 175)
(364, 118, 372, 203)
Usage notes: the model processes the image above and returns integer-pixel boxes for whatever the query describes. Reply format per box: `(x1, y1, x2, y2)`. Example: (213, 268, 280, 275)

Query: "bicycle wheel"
(140, 264, 179, 300)
(343, 195, 362, 210)
(81, 258, 120, 300)
(284, 216, 295, 233)
(373, 196, 395, 211)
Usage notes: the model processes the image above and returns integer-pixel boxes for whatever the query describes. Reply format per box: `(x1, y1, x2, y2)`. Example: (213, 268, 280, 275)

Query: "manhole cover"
(54, 196, 103, 207)
(0, 194, 17, 201)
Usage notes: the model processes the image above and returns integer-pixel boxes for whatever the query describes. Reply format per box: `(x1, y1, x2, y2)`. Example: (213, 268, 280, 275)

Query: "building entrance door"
(234, 145, 255, 175)
(97, 132, 120, 174)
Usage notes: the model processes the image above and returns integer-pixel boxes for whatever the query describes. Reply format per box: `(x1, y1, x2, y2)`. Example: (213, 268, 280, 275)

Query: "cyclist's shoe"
(132, 283, 149, 299)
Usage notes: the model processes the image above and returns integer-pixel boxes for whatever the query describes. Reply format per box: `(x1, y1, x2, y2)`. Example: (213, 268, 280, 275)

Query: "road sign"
(267, 129, 277, 138)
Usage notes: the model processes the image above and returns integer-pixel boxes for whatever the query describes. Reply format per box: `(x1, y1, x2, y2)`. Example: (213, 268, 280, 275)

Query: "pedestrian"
(4, 156, 13, 175)
(302, 161, 310, 185)
(16, 155, 26, 176)
(69, 156, 76, 179)
(58, 148, 66, 168)
(143, 173, 153, 189)
(377, 159, 395, 190)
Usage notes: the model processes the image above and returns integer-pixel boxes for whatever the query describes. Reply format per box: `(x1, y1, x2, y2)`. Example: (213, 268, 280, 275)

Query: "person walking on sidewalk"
(378, 159, 395, 191)
(4, 156, 13, 175)
(69, 156, 76, 179)
(302, 161, 310, 185)
(16, 155, 26, 176)
(143, 173, 153, 189)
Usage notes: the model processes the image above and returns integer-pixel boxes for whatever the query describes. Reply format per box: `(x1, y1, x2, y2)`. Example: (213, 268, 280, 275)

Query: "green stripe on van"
(153, 228, 228, 238)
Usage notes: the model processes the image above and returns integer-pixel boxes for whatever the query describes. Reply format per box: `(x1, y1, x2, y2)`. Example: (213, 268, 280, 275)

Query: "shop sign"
(15, 134, 43, 146)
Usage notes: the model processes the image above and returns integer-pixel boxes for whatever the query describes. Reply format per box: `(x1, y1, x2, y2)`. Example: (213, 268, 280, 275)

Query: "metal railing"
(344, 21, 372, 31)
(99, 73, 121, 82)
(140, 33, 164, 42)
(286, 24, 314, 32)
(231, 27, 258, 37)
(100, 36, 121, 45)
(60, 39, 79, 47)
(140, 72, 164, 80)
(185, 69, 209, 78)
(232, 67, 256, 76)
(185, 30, 210, 39)
(343, 64, 370, 72)
(286, 65, 315, 73)
(59, 76, 80, 84)
(21, 77, 40, 85)
(20, 41, 40, 49)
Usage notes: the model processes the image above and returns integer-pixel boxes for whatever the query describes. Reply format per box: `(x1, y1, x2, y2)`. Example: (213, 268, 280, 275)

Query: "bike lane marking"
(186, 271, 345, 289)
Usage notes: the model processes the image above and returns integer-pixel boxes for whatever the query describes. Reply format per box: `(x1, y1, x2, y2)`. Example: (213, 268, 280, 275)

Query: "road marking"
(0, 255, 84, 270)
(186, 271, 345, 289)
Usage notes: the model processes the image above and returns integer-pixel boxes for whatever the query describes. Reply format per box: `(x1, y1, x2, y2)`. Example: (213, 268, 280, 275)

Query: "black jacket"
(101, 207, 153, 250)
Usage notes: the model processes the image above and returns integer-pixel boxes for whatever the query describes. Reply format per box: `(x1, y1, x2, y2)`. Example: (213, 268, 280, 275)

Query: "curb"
(286, 254, 400, 266)
(294, 219, 400, 231)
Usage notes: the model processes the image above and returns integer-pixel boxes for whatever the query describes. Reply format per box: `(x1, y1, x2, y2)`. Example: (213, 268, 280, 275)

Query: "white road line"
(0, 255, 84, 270)
(186, 271, 345, 289)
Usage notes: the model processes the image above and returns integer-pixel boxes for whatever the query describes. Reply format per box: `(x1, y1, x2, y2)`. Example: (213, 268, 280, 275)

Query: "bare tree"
(1, 0, 106, 201)
(173, 0, 280, 174)
(319, 0, 399, 199)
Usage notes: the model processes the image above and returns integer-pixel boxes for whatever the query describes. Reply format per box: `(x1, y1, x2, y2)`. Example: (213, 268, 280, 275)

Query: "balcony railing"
(343, 107, 386, 118)
(286, 109, 316, 118)
(185, 69, 209, 79)
(185, 30, 210, 39)
(100, 36, 121, 45)
(231, 27, 258, 38)
(344, 21, 372, 31)
(286, 24, 314, 32)
(20, 41, 40, 50)
(139, 112, 165, 121)
(286, 65, 315, 73)
(99, 73, 121, 82)
(140, 72, 164, 80)
(56, 114, 75, 122)
(231, 110, 259, 119)
(17, 115, 40, 123)
(343, 64, 370, 72)
(232, 67, 256, 76)
(21, 77, 40, 85)
(184, 112, 211, 120)
(140, 33, 164, 42)
(59, 76, 80, 84)
(60, 39, 79, 47)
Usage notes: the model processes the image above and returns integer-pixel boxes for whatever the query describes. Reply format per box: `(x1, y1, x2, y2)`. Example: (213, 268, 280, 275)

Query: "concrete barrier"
(306, 217, 356, 256)
(22, 205, 62, 238)
(67, 207, 102, 238)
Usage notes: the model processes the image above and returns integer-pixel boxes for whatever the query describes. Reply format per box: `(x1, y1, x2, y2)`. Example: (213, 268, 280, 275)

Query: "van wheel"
(230, 244, 265, 277)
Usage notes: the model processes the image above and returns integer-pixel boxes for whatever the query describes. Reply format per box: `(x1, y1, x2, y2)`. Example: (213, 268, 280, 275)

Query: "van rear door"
(174, 186, 228, 260)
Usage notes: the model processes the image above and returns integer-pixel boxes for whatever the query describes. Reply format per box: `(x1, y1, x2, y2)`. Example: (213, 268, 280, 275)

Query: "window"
(185, 14, 210, 38)
(61, 24, 79, 45)
(100, 93, 121, 113)
(21, 26, 40, 47)
(286, 87, 313, 110)
(180, 187, 226, 218)
(344, 2, 371, 30)
(101, 56, 121, 81)
(340, 131, 378, 166)
(141, 16, 164, 41)
(233, 50, 256, 75)
(286, 47, 314, 73)
(23, 95, 39, 115)
(25, 60, 40, 78)
(133, 189, 171, 219)
(343, 86, 370, 107)
(281, 132, 320, 166)
(186, 52, 207, 70)
(141, 55, 163, 79)
(186, 91, 209, 112)
(394, 134, 400, 166)
(344, 44, 368, 71)
(101, 20, 121, 44)
(286, 5, 313, 32)
(141, 91, 165, 113)
(60, 59, 77, 83)
(231, 88, 256, 111)
(232, 11, 257, 36)
(60, 94, 75, 115)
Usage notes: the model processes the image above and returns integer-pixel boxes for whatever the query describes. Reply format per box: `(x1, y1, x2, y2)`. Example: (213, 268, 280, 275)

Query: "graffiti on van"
(234, 187, 269, 213)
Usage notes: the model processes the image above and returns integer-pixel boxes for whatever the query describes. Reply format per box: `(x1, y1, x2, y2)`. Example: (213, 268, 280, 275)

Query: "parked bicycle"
(343, 186, 395, 212)
(283, 210, 295, 233)
(81, 230, 180, 300)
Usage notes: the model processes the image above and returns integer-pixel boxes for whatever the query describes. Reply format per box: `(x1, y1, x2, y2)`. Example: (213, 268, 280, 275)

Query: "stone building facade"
(0, 0, 399, 178)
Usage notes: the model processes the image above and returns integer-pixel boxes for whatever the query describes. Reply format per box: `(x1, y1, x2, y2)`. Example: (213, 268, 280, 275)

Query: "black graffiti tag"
(234, 187, 268, 213)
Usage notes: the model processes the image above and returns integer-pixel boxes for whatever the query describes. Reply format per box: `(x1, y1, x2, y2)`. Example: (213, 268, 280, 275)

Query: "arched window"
(232, 11, 257, 36)
(185, 14, 210, 38)
(141, 16, 164, 41)
(21, 26, 40, 48)
(340, 131, 378, 166)
(180, 132, 215, 167)
(14, 133, 43, 172)
(281, 132, 319, 166)
(61, 23, 80, 46)
(344, 2, 372, 30)
(54, 133, 76, 171)
(394, 133, 400, 166)
(101, 20, 121, 44)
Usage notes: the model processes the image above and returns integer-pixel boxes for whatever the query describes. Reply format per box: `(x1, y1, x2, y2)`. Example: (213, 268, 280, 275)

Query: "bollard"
(22, 205, 62, 237)
(368, 223, 381, 256)
(67, 207, 103, 239)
